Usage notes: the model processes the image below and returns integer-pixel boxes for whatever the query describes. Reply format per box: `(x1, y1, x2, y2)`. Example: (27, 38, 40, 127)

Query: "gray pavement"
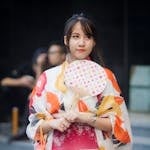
(0, 141, 33, 150)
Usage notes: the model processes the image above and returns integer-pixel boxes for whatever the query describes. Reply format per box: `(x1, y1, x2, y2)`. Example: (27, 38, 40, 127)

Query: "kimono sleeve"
(97, 68, 132, 148)
(26, 72, 51, 140)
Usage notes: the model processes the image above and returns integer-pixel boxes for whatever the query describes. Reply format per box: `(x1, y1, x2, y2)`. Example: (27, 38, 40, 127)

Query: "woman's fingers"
(51, 110, 79, 132)
(53, 110, 78, 123)
(63, 120, 71, 128)
(65, 111, 78, 122)
(49, 118, 70, 132)
(58, 121, 70, 132)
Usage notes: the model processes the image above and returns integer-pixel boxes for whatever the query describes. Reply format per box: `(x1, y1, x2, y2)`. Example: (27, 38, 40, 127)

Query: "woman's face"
(48, 45, 65, 66)
(65, 22, 95, 60)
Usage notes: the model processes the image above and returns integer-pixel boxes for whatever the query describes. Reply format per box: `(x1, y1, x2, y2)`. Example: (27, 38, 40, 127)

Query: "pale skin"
(32, 53, 47, 82)
(48, 45, 66, 66)
(38, 21, 112, 134)
(1, 75, 35, 89)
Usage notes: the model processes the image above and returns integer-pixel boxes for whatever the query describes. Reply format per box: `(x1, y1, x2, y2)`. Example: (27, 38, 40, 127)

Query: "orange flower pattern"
(26, 62, 132, 150)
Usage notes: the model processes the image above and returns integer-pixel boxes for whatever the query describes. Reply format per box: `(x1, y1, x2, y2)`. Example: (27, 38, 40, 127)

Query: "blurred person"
(0, 47, 48, 90)
(31, 47, 48, 81)
(47, 41, 67, 67)
(0, 48, 47, 141)
(26, 14, 132, 150)
(0, 63, 35, 122)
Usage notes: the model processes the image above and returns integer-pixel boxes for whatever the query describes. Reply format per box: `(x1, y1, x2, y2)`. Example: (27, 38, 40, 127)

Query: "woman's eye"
(72, 35, 79, 39)
(85, 35, 91, 39)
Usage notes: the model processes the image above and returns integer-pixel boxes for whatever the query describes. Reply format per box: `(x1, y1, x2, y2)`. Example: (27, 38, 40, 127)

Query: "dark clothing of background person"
(0, 62, 34, 122)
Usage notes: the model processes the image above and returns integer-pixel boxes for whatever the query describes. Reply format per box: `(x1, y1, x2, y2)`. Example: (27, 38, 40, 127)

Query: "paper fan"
(64, 60, 107, 97)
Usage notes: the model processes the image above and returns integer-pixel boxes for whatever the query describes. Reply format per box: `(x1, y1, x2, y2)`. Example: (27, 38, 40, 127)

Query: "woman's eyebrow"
(71, 32, 80, 35)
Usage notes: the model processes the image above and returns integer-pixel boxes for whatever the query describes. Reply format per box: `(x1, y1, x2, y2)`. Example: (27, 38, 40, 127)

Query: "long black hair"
(64, 13, 105, 66)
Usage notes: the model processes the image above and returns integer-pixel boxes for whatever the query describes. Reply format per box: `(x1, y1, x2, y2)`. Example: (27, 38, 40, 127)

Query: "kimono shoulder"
(45, 65, 62, 78)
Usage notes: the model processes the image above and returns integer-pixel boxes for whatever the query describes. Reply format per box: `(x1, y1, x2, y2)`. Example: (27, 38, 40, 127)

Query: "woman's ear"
(64, 36, 67, 46)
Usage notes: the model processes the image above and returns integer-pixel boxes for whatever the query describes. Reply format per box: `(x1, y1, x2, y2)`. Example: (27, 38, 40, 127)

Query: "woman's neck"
(66, 53, 91, 64)
(66, 53, 77, 63)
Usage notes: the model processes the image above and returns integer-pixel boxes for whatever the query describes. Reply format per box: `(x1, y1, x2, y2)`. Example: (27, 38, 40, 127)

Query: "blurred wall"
(0, 0, 150, 106)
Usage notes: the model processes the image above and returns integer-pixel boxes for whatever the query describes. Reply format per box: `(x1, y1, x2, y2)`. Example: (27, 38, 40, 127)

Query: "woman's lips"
(76, 49, 86, 52)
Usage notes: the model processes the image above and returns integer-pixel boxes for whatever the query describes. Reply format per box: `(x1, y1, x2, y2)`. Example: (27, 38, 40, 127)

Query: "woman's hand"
(64, 110, 78, 123)
(53, 110, 95, 124)
(53, 110, 79, 123)
(49, 118, 70, 132)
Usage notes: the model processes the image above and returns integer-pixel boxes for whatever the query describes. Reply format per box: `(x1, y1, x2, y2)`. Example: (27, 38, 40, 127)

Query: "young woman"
(26, 13, 132, 150)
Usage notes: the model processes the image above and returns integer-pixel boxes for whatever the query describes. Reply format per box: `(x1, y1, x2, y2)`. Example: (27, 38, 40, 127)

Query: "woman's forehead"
(71, 21, 93, 36)
(71, 22, 88, 35)
(72, 22, 82, 32)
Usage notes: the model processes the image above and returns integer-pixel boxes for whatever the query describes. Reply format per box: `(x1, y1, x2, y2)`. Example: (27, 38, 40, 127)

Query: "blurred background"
(0, 0, 150, 149)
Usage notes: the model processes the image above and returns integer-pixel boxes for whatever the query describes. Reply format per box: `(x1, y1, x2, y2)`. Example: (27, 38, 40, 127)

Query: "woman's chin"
(75, 55, 89, 60)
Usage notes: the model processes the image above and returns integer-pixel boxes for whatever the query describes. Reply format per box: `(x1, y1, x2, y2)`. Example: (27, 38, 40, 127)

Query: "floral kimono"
(26, 61, 132, 150)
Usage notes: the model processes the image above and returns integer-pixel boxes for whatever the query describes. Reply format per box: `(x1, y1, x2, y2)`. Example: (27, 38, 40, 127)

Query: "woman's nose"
(78, 38, 85, 46)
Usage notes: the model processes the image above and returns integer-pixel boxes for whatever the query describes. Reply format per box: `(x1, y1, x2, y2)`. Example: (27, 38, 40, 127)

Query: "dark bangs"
(79, 18, 97, 41)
